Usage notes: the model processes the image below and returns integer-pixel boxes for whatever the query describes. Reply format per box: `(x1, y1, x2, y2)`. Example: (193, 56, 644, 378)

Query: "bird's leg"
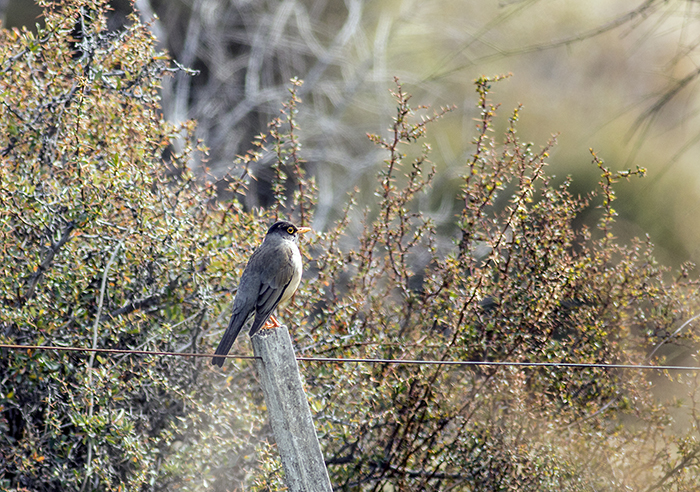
(261, 314, 282, 330)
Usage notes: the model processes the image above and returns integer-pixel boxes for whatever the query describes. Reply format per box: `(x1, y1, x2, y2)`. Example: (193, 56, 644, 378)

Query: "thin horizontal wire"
(0, 344, 257, 360)
(1, 343, 699, 371)
(298, 357, 700, 371)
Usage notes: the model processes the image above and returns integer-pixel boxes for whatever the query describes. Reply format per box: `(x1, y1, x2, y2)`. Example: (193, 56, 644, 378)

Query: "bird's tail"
(248, 313, 273, 338)
(211, 313, 246, 367)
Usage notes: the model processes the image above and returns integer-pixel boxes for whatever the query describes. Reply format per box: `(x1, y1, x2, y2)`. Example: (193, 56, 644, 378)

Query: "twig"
(82, 240, 122, 492)
(24, 221, 76, 303)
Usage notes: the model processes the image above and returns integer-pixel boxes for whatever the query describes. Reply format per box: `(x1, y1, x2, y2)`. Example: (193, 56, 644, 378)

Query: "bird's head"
(265, 221, 311, 242)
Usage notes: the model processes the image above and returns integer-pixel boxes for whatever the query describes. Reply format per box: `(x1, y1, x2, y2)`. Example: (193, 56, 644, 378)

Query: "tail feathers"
(211, 313, 247, 367)
(248, 312, 274, 338)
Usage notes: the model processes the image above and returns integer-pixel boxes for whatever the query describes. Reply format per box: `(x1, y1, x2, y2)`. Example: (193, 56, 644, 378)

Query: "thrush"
(211, 220, 310, 367)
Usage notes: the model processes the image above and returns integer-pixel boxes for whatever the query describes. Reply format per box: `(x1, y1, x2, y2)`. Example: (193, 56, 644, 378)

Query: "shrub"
(0, 1, 267, 490)
(293, 76, 700, 491)
(1, 2, 700, 491)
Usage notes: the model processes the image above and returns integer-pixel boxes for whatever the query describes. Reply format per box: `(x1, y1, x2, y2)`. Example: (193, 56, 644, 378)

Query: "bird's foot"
(261, 315, 282, 330)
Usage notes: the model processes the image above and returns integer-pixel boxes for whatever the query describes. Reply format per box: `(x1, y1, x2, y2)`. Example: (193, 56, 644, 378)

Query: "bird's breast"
(279, 243, 303, 304)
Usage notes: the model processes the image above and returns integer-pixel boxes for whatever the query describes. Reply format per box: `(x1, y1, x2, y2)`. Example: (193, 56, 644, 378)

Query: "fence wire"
(1, 343, 698, 371)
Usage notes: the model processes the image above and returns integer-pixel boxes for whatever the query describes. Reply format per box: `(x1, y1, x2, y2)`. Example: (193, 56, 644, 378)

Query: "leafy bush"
(0, 1, 269, 490)
(294, 77, 700, 491)
(1, 1, 700, 491)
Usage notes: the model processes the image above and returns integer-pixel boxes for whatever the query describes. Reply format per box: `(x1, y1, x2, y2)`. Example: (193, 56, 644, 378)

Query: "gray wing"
(211, 247, 267, 367)
(247, 246, 296, 337)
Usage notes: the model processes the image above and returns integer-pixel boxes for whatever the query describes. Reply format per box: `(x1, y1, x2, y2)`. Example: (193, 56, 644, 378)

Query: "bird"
(211, 220, 311, 367)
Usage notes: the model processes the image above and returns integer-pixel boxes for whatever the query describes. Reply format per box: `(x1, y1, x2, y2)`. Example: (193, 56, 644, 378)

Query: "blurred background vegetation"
(4, 0, 700, 267)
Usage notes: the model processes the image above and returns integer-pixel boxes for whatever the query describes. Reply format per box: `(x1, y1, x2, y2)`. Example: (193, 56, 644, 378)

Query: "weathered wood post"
(251, 325, 332, 492)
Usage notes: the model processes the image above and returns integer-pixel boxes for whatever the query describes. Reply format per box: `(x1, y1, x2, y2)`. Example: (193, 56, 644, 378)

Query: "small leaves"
(292, 76, 700, 491)
(0, 1, 257, 490)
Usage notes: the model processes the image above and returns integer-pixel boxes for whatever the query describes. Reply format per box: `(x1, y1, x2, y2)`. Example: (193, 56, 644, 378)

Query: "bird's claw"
(261, 315, 282, 330)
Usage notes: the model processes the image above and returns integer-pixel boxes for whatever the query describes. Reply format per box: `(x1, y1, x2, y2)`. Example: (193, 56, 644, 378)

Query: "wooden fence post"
(251, 325, 333, 492)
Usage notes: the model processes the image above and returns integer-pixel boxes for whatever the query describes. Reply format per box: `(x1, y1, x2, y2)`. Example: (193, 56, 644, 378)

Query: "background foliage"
(2, 1, 700, 491)
(6, 0, 699, 267)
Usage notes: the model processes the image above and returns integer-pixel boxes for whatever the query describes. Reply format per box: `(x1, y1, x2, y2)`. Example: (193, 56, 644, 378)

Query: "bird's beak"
(297, 227, 312, 235)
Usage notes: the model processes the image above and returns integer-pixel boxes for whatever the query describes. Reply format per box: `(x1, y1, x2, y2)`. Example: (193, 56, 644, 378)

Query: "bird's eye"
(287, 226, 295, 234)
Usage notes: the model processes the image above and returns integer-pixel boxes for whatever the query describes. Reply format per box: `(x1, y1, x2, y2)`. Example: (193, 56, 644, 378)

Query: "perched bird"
(211, 221, 311, 367)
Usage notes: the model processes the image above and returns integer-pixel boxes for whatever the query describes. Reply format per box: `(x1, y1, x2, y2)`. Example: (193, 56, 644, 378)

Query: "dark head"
(266, 221, 311, 241)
